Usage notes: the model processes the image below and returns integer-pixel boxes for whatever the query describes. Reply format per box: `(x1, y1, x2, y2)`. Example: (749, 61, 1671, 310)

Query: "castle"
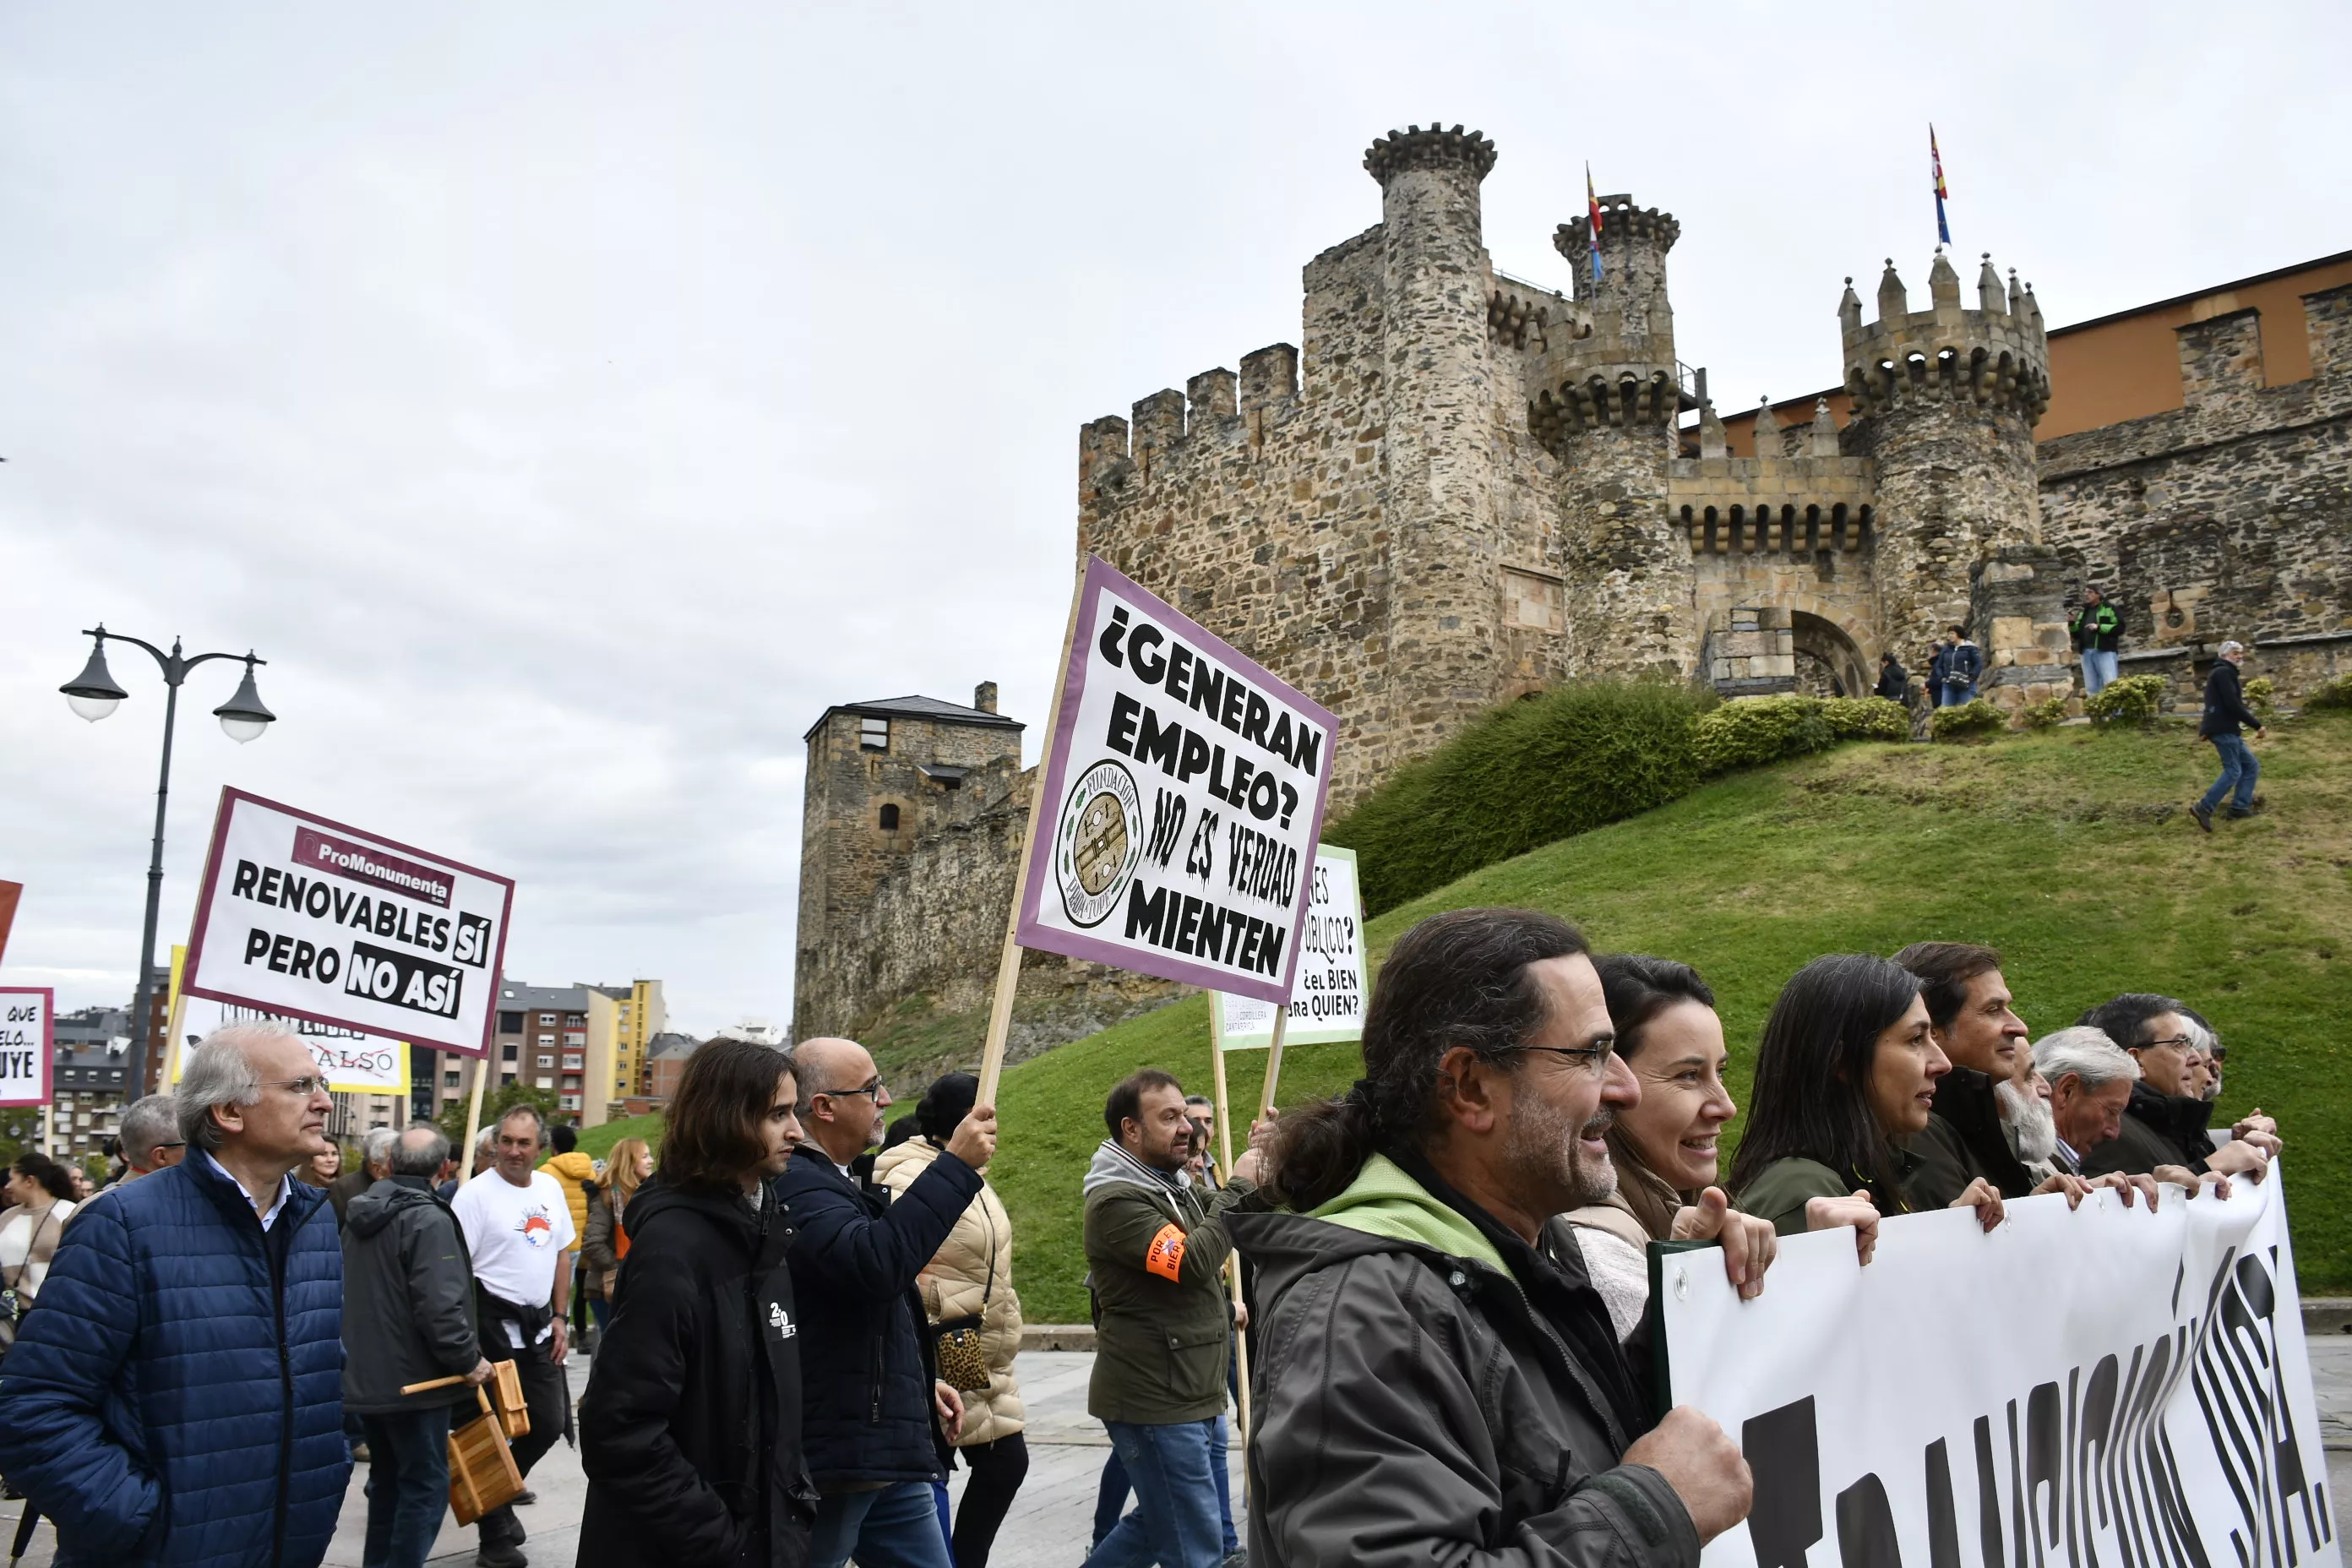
(795, 123, 2352, 1049)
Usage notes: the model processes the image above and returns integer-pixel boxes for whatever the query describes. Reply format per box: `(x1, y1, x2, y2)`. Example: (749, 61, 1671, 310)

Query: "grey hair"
(2219, 640, 2246, 657)
(362, 1126, 400, 1168)
(474, 1125, 498, 1155)
(177, 1022, 304, 1152)
(118, 1095, 183, 1168)
(389, 1125, 450, 1178)
(2034, 1026, 2139, 1092)
(497, 1103, 547, 1139)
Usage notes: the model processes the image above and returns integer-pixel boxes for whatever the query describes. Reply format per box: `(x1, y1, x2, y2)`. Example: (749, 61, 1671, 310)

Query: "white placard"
(0, 988, 52, 1108)
(1216, 845, 1368, 1047)
(182, 789, 514, 1057)
(1660, 1168, 2335, 1568)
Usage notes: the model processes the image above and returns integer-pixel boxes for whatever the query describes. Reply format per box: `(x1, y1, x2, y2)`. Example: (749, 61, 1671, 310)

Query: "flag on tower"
(1586, 164, 1604, 285)
(1930, 125, 1951, 246)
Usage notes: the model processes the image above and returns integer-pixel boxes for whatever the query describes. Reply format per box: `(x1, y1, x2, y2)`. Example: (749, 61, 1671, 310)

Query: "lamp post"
(60, 625, 277, 1097)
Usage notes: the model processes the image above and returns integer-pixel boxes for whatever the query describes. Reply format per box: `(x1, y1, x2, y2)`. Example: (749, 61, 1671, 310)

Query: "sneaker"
(513, 1490, 538, 1506)
(2191, 802, 2214, 833)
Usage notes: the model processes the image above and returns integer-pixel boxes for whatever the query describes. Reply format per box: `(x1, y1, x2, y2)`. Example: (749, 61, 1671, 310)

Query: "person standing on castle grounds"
(1728, 955, 2006, 1237)
(0, 1023, 351, 1567)
(2070, 586, 2124, 696)
(2073, 994, 2278, 1183)
(581, 1135, 652, 1338)
(781, 1037, 996, 1568)
(452, 1104, 576, 1568)
(2191, 640, 2266, 831)
(341, 1125, 494, 1568)
(1936, 624, 1984, 706)
(874, 1072, 1030, 1568)
(580, 1038, 816, 1568)
(1873, 651, 1908, 702)
(1079, 1069, 1260, 1568)
(1228, 911, 1750, 1568)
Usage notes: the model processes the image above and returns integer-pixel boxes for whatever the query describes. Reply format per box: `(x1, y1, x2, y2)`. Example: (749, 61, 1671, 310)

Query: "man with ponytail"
(1227, 908, 1751, 1568)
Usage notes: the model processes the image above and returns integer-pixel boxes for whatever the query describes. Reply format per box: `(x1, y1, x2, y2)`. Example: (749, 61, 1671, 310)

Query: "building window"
(503, 1044, 519, 1061)
(563, 1032, 585, 1047)
(538, 1054, 555, 1068)
(444, 1071, 460, 1088)
(536, 1033, 554, 1046)
(501, 1071, 517, 1086)
(537, 1077, 554, 1090)
(560, 1094, 581, 1111)
(498, 1011, 525, 1032)
(860, 716, 890, 751)
(562, 1054, 584, 1070)
(539, 1013, 557, 1025)
(879, 803, 901, 830)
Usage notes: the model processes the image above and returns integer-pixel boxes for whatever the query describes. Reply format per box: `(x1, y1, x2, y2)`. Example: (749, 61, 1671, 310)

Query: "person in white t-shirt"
(451, 1106, 576, 1567)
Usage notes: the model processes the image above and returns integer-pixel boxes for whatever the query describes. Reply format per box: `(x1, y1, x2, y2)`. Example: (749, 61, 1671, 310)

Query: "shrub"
(1692, 695, 1839, 776)
(2020, 695, 2070, 730)
(1821, 696, 1912, 742)
(2244, 677, 2276, 719)
(2307, 672, 2352, 712)
(1930, 699, 2006, 741)
(1322, 678, 1712, 914)
(2086, 673, 2169, 726)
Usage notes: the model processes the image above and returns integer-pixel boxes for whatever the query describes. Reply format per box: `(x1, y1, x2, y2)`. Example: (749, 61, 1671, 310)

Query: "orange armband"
(1144, 1223, 1188, 1282)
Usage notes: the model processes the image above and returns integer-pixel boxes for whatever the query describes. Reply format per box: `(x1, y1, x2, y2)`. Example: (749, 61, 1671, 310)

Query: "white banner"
(1016, 556, 1338, 1004)
(1216, 845, 1369, 1047)
(1660, 1171, 2336, 1568)
(166, 1005, 411, 1096)
(182, 789, 514, 1057)
(0, 988, 52, 1108)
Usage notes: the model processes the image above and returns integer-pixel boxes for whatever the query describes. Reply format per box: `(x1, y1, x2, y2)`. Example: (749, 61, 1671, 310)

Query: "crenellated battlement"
(1078, 343, 1306, 498)
(1527, 369, 1680, 446)
(1840, 251, 2051, 423)
(1362, 122, 1497, 186)
(1490, 285, 1585, 352)
(1554, 197, 1682, 263)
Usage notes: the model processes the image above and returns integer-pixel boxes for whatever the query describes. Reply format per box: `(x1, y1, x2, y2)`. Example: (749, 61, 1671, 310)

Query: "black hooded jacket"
(341, 1175, 482, 1414)
(2080, 1081, 2217, 1178)
(579, 1175, 814, 1568)
(1901, 1065, 2037, 1211)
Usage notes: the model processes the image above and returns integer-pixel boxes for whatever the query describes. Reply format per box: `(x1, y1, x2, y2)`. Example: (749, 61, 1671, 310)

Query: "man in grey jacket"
(1229, 909, 1751, 1568)
(342, 1125, 493, 1568)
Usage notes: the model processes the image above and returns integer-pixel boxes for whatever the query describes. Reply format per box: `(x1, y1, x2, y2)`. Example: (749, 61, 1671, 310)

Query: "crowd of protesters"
(0, 911, 2286, 1568)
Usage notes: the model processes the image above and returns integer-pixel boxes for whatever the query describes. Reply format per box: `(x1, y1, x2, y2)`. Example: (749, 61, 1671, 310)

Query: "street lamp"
(60, 624, 278, 1097)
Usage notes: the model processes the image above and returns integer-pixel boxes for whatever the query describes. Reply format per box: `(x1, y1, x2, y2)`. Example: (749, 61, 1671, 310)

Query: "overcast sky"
(3, 3, 2344, 1037)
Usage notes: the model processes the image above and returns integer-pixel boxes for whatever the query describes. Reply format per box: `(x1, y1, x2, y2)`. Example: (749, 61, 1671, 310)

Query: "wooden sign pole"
(1256, 1005, 1290, 1123)
(974, 567, 1085, 1110)
(458, 1055, 490, 1186)
(1207, 999, 1254, 1451)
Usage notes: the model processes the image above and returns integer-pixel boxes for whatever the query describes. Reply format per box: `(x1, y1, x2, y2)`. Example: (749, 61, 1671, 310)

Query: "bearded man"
(1228, 909, 1751, 1568)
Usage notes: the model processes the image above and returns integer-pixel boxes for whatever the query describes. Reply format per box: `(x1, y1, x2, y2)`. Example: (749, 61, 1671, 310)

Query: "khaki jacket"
(874, 1135, 1025, 1445)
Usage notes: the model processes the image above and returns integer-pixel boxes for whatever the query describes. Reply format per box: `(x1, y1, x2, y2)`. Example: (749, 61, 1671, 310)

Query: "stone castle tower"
(1078, 123, 2072, 808)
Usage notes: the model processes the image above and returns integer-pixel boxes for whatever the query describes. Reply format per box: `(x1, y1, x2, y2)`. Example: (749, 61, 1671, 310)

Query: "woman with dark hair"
(1563, 956, 1779, 1346)
(874, 1072, 1028, 1568)
(1, 1153, 79, 1359)
(579, 1038, 814, 1567)
(1728, 954, 2004, 1239)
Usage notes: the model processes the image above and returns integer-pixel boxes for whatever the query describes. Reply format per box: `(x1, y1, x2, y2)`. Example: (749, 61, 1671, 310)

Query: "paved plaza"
(7, 1337, 2345, 1565)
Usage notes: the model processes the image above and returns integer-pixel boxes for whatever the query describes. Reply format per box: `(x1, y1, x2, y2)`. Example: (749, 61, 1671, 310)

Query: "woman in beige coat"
(874, 1072, 1026, 1568)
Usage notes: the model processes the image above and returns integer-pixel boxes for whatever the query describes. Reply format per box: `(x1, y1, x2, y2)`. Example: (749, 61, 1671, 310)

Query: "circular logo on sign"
(1055, 759, 1143, 928)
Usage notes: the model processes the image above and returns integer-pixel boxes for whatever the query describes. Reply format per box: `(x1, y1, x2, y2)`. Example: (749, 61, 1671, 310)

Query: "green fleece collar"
(1309, 1152, 1510, 1275)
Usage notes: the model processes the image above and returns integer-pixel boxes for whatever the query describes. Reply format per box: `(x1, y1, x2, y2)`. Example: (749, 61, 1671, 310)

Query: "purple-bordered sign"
(1015, 556, 1338, 1004)
(182, 788, 514, 1058)
(0, 988, 53, 1108)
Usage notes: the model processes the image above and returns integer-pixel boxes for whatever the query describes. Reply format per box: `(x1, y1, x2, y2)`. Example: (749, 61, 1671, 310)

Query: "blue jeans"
(811, 1481, 955, 1568)
(2081, 649, 2118, 695)
(359, 1406, 452, 1568)
(1094, 1430, 1231, 1554)
(2202, 733, 2260, 814)
(1083, 1418, 1226, 1568)
(1940, 679, 1976, 707)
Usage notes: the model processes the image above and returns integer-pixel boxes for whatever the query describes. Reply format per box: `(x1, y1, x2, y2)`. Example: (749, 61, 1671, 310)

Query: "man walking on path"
(0, 1021, 351, 1567)
(782, 1036, 998, 1568)
(2191, 640, 2266, 832)
(2070, 587, 2123, 696)
(344, 1125, 494, 1568)
(1228, 910, 1751, 1568)
(1081, 1070, 1264, 1568)
(453, 1106, 576, 1568)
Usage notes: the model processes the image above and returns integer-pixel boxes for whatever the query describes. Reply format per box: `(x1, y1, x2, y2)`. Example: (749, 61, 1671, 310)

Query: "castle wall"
(2038, 282, 2352, 704)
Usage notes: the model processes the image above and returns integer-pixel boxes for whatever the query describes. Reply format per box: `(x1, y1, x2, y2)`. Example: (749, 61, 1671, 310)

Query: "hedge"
(1930, 699, 2006, 741)
(2087, 673, 2168, 726)
(2309, 673, 2352, 712)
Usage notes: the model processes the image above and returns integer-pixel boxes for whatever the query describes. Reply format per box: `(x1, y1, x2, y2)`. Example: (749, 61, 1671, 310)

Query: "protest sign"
(1659, 1171, 2336, 1568)
(0, 879, 21, 966)
(0, 988, 52, 1108)
(1215, 845, 1367, 1048)
(182, 789, 514, 1056)
(166, 1004, 411, 1096)
(1015, 556, 1338, 1004)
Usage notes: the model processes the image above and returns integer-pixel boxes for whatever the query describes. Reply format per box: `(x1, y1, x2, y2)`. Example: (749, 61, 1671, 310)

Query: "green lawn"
(984, 714, 2352, 1322)
(579, 1111, 664, 1160)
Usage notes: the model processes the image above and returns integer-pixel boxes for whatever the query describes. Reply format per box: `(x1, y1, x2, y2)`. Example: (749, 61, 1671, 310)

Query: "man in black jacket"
(781, 1037, 996, 1568)
(2075, 994, 2279, 1182)
(2192, 640, 2266, 831)
(342, 1125, 493, 1568)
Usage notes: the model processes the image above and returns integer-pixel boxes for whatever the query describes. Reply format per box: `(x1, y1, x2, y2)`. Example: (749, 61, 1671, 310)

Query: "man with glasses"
(0, 1022, 353, 1565)
(784, 1036, 998, 1568)
(2075, 994, 2280, 1182)
(451, 1105, 575, 1567)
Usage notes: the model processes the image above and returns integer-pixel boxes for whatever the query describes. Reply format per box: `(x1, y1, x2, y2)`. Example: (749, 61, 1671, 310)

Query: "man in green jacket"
(2069, 586, 2124, 696)
(1081, 1069, 1262, 1568)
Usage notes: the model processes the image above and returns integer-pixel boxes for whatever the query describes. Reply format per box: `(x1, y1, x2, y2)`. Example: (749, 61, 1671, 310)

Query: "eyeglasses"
(818, 1081, 885, 1101)
(2140, 1037, 2195, 1053)
(262, 1076, 329, 1097)
(1501, 1043, 1617, 1079)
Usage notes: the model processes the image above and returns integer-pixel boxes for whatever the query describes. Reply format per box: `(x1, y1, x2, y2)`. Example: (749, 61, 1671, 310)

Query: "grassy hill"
(983, 712, 2352, 1322)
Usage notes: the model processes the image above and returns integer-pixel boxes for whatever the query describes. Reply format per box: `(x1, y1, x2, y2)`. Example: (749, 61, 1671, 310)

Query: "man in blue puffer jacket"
(0, 1021, 351, 1567)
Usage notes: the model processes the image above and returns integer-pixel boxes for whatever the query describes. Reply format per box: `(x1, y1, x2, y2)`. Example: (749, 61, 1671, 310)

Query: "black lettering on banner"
(232, 859, 260, 898)
(1124, 883, 1168, 945)
(2028, 1381, 2063, 1568)
(1115, 879, 1285, 976)
(454, 912, 493, 968)
(1837, 1473, 1903, 1568)
(1744, 1396, 1823, 1568)
(342, 940, 463, 1019)
(259, 866, 283, 904)
(1184, 811, 1219, 881)
(243, 928, 271, 965)
(1926, 1440, 1963, 1568)
(1144, 789, 1186, 869)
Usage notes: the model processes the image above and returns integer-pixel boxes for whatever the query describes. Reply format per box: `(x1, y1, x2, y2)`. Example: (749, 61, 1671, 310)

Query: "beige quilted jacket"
(873, 1135, 1026, 1445)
